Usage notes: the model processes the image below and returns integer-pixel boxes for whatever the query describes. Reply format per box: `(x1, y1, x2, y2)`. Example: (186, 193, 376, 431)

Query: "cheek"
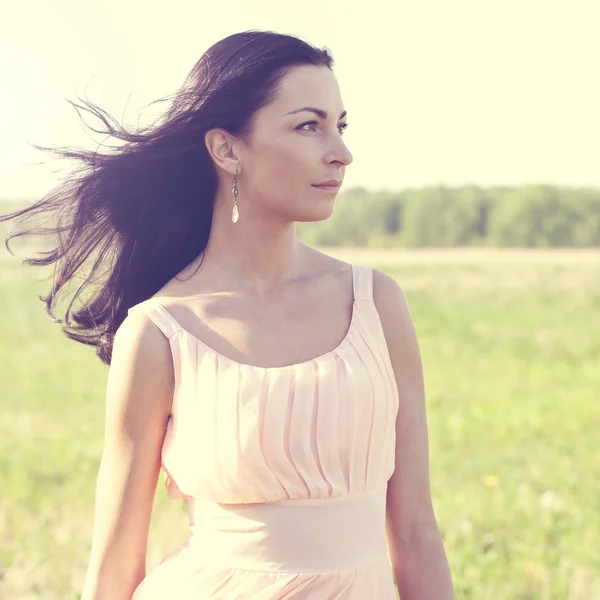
(256, 142, 310, 185)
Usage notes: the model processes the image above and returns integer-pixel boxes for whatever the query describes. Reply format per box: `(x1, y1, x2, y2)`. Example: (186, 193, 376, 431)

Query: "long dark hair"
(0, 30, 334, 365)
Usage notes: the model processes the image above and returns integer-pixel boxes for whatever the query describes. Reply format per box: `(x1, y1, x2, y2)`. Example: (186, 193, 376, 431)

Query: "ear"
(204, 128, 240, 175)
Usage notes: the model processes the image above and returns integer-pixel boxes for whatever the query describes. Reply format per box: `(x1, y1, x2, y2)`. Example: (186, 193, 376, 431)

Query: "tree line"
(297, 184, 600, 247)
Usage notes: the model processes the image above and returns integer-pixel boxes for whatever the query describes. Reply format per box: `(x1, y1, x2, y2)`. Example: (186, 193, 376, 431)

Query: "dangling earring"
(231, 168, 239, 223)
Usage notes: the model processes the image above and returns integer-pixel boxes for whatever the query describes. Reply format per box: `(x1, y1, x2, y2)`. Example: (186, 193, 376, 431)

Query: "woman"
(2, 30, 454, 599)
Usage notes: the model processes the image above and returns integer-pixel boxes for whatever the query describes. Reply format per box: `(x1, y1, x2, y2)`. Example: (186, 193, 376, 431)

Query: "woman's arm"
(81, 311, 174, 600)
(373, 269, 455, 600)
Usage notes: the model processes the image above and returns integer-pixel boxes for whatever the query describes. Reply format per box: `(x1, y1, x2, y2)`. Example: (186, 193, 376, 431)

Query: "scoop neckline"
(174, 298, 358, 371)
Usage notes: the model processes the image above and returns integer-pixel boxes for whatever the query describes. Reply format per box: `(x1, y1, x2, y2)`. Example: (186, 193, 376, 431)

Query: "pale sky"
(0, 0, 598, 199)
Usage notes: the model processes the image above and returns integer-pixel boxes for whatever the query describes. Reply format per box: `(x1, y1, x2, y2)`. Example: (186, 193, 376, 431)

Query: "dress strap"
(352, 264, 374, 302)
(127, 302, 182, 339)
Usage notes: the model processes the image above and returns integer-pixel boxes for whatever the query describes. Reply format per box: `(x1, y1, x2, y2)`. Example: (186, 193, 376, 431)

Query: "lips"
(313, 180, 342, 187)
(312, 179, 342, 195)
(312, 184, 340, 193)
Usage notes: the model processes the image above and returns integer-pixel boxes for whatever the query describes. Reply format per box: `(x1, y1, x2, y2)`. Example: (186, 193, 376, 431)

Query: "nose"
(330, 138, 353, 167)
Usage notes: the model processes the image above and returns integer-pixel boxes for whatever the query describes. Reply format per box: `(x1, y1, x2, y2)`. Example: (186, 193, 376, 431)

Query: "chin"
(295, 205, 336, 224)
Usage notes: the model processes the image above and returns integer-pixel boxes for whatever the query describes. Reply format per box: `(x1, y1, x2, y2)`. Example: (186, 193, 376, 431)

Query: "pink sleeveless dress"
(127, 263, 399, 599)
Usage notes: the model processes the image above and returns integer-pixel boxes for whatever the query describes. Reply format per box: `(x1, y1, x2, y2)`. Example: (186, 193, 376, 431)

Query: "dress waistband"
(186, 486, 390, 573)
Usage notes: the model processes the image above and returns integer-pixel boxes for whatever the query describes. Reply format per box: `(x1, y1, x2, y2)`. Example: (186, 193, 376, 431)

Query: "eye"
(297, 121, 350, 135)
(297, 121, 317, 132)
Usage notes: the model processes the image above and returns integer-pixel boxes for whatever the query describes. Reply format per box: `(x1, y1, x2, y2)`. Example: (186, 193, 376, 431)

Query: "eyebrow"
(285, 106, 347, 120)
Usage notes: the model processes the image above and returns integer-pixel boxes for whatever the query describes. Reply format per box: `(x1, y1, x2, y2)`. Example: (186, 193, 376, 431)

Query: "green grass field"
(1, 245, 599, 599)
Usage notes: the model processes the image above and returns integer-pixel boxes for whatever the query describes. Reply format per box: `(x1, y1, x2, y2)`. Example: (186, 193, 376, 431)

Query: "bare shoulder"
(371, 267, 421, 369)
(372, 267, 410, 319)
(110, 308, 175, 416)
(114, 306, 172, 364)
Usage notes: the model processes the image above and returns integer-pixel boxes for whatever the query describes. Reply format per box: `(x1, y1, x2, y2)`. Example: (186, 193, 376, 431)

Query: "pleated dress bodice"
(127, 263, 399, 509)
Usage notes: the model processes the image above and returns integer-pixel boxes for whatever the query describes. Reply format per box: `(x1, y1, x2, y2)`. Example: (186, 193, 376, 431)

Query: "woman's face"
(235, 65, 353, 222)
